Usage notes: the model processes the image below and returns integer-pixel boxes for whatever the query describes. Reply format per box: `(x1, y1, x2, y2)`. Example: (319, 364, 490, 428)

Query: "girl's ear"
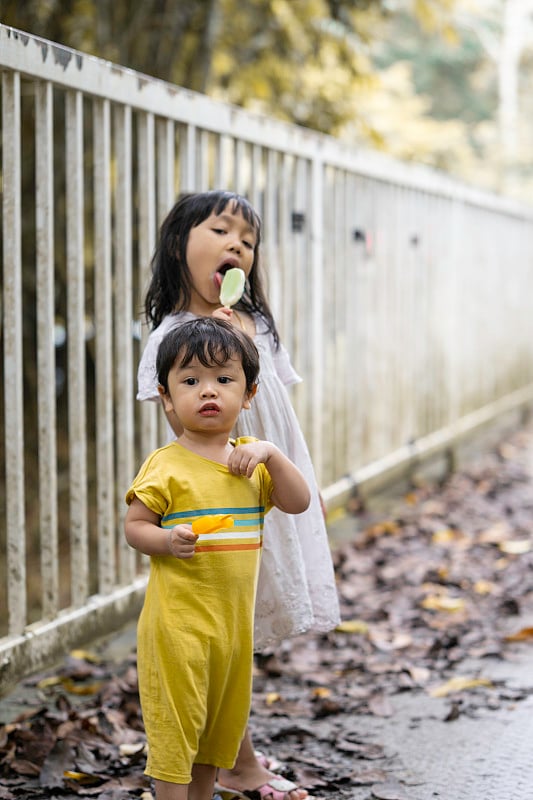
(242, 383, 258, 410)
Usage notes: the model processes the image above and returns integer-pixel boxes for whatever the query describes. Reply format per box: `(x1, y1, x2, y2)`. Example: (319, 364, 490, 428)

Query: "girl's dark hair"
(145, 190, 279, 347)
(157, 317, 260, 394)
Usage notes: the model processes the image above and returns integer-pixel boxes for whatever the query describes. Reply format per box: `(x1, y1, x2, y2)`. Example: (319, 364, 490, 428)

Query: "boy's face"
(159, 351, 256, 436)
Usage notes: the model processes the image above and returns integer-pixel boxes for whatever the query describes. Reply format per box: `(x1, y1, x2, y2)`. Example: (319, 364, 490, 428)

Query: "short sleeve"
(271, 341, 302, 387)
(137, 314, 191, 402)
(125, 451, 170, 516)
(137, 328, 163, 402)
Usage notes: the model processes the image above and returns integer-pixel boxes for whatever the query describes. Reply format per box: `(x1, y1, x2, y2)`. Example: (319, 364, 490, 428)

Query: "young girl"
(137, 190, 340, 800)
(125, 317, 310, 800)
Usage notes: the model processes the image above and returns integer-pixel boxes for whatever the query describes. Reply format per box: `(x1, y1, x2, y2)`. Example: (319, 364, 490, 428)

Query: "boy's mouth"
(199, 403, 220, 416)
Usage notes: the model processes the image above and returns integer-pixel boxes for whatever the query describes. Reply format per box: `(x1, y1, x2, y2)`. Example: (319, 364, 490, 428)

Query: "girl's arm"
(125, 497, 197, 558)
(227, 442, 310, 514)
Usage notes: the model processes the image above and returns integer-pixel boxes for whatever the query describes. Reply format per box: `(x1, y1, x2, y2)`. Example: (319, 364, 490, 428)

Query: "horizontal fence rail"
(1, 24, 533, 691)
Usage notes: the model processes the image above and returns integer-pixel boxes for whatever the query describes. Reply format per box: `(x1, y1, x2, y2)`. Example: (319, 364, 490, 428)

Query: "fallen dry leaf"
(429, 676, 493, 698)
(504, 626, 533, 642)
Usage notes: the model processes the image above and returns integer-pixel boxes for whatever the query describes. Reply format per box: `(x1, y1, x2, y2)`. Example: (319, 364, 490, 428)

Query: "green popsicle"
(219, 268, 246, 307)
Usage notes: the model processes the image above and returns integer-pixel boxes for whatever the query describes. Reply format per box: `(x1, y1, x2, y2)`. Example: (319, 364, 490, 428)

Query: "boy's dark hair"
(157, 318, 260, 394)
(144, 190, 279, 347)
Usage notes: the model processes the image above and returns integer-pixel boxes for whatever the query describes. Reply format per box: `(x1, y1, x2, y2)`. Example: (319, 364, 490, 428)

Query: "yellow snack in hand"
(191, 514, 235, 534)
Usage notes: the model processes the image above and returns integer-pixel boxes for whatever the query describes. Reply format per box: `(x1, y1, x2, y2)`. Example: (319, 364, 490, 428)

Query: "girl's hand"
(212, 306, 233, 323)
(227, 441, 273, 478)
(167, 525, 198, 559)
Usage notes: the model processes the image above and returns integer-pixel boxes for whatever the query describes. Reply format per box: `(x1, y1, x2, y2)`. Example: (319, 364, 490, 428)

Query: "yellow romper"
(125, 438, 273, 784)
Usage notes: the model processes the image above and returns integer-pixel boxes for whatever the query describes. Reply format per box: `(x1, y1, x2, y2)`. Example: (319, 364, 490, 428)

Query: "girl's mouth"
(214, 260, 241, 291)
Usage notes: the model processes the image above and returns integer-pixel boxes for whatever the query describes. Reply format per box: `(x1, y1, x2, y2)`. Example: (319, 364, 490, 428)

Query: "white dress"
(137, 311, 340, 650)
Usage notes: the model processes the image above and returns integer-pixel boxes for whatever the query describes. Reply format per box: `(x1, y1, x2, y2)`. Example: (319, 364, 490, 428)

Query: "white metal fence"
(2, 24, 533, 691)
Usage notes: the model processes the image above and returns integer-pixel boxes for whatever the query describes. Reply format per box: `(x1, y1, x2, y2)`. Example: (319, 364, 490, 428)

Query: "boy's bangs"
(177, 325, 239, 369)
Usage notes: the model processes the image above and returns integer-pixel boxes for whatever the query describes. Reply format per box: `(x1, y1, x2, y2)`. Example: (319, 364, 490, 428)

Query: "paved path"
(2, 426, 533, 800)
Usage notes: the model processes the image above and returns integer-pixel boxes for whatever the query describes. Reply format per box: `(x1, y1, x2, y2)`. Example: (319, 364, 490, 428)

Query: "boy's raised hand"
(167, 525, 198, 559)
(227, 440, 273, 478)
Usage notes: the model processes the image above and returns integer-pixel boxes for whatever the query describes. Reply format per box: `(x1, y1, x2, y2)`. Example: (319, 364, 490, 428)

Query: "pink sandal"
(215, 776, 310, 800)
(254, 750, 283, 774)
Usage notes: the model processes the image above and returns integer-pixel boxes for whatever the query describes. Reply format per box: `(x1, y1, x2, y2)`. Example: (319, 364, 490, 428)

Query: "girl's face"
(184, 208, 257, 315)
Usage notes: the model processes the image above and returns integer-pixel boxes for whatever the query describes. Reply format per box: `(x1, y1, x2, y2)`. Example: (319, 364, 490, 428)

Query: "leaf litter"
(2, 427, 533, 798)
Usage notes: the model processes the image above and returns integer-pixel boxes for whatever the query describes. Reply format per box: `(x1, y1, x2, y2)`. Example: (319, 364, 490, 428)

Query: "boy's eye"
(213, 228, 226, 235)
(217, 376, 232, 384)
(243, 239, 254, 250)
(184, 377, 198, 386)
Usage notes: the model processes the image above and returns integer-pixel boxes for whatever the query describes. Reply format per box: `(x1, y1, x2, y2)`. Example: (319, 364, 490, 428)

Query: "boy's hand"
(167, 525, 198, 559)
(227, 441, 273, 478)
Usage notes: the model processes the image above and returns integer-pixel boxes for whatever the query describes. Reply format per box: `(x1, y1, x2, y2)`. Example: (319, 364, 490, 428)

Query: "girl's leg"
(217, 727, 308, 800)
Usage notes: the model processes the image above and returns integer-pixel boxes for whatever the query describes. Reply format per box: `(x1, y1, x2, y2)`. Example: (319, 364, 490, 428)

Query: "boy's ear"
(158, 384, 174, 413)
(242, 383, 258, 410)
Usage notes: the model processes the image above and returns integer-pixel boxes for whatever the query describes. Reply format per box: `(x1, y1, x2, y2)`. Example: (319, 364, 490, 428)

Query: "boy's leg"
(154, 779, 189, 800)
(189, 763, 217, 800)
(153, 764, 216, 800)
(217, 727, 308, 800)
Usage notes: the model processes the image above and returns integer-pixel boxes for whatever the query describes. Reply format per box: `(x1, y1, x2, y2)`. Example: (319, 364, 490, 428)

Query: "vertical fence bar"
(2, 70, 26, 634)
(214, 134, 229, 188)
(250, 144, 262, 213)
(154, 117, 176, 448)
(35, 80, 59, 618)
(264, 149, 280, 316)
(93, 98, 116, 592)
(278, 154, 292, 345)
(198, 129, 210, 191)
(179, 123, 196, 192)
(65, 89, 88, 605)
(309, 156, 324, 481)
(114, 103, 136, 584)
(137, 112, 158, 458)
(234, 138, 246, 194)
(291, 157, 309, 431)
(157, 118, 175, 222)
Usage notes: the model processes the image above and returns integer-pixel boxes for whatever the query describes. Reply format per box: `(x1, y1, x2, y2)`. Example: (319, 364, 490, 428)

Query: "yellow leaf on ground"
(63, 771, 100, 784)
(473, 580, 495, 595)
(265, 692, 281, 706)
(432, 528, 456, 544)
(336, 619, 369, 634)
(429, 676, 493, 698)
(36, 675, 63, 689)
(421, 594, 465, 612)
(311, 687, 332, 698)
(504, 626, 533, 642)
(61, 679, 103, 695)
(69, 649, 101, 663)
